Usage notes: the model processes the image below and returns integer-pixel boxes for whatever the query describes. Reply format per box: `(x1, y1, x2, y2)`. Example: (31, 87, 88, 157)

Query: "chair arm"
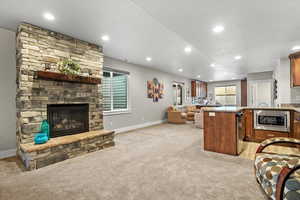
(276, 164, 300, 200)
(256, 137, 300, 154)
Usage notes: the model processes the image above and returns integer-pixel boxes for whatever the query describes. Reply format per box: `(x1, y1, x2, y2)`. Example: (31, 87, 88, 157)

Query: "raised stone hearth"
(19, 130, 114, 170)
(16, 23, 114, 170)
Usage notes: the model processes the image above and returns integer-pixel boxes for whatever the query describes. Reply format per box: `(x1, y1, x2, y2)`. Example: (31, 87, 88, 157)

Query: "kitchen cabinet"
(293, 112, 300, 139)
(191, 80, 196, 97)
(244, 109, 294, 142)
(253, 130, 289, 141)
(290, 52, 300, 87)
(293, 121, 300, 139)
(244, 109, 253, 140)
(204, 111, 237, 155)
(241, 79, 247, 106)
(191, 80, 207, 98)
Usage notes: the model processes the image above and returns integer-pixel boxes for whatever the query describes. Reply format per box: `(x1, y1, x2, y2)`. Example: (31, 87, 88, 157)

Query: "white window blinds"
(103, 70, 128, 112)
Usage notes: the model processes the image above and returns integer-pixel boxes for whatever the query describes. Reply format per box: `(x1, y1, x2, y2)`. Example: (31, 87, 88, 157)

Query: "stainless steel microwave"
(254, 110, 290, 132)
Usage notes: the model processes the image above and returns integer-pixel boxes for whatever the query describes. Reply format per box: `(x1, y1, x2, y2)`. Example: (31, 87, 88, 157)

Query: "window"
(103, 69, 129, 112)
(214, 86, 236, 105)
(173, 82, 184, 106)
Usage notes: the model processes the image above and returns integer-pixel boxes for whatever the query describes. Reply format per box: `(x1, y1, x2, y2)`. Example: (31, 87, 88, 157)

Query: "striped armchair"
(254, 137, 300, 200)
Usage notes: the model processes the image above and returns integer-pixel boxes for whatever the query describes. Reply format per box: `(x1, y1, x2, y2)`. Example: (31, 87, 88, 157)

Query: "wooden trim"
(35, 71, 101, 84)
(276, 167, 291, 200)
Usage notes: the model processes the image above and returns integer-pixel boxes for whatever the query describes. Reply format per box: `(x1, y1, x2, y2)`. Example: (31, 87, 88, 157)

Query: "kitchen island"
(203, 106, 300, 156)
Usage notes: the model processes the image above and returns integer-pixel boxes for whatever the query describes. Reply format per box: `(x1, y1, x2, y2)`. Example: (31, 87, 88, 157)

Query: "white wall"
(0, 28, 16, 153)
(103, 57, 190, 131)
(274, 58, 300, 105)
(207, 80, 242, 106)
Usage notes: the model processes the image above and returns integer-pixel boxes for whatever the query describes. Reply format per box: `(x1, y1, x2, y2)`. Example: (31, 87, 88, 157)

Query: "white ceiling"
(0, 0, 300, 81)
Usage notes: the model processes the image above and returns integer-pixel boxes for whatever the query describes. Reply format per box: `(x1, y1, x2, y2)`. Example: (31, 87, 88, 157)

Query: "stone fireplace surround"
(16, 23, 114, 170)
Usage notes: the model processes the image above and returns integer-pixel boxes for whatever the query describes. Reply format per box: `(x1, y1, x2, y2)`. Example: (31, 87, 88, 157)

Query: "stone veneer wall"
(16, 23, 104, 145)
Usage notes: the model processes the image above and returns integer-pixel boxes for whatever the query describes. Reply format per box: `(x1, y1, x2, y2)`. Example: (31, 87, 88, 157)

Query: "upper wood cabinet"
(191, 80, 207, 97)
(289, 52, 300, 87)
(241, 79, 247, 106)
(191, 80, 196, 97)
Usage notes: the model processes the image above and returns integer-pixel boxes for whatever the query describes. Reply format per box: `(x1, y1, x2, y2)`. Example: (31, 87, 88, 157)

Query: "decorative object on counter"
(147, 78, 164, 102)
(255, 137, 300, 200)
(34, 120, 50, 145)
(57, 57, 81, 75)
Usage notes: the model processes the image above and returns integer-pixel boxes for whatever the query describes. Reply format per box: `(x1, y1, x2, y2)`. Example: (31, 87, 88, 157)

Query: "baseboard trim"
(114, 120, 166, 134)
(0, 148, 16, 159)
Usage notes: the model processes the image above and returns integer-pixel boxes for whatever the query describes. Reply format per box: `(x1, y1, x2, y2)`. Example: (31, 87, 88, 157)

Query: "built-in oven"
(254, 110, 290, 132)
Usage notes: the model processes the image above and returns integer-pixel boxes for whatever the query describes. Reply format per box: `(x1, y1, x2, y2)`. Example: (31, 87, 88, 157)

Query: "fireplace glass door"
(47, 104, 89, 138)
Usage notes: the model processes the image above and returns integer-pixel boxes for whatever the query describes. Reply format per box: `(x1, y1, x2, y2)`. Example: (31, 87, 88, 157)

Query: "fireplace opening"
(47, 104, 89, 138)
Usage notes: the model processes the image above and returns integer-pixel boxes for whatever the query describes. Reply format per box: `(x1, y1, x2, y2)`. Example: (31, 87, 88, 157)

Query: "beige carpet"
(0, 123, 265, 200)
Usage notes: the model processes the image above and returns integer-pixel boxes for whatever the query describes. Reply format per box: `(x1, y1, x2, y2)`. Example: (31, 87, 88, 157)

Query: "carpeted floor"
(0, 123, 265, 200)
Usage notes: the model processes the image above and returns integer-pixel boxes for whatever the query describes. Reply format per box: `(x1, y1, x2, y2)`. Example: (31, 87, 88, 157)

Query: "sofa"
(186, 105, 199, 121)
(167, 106, 187, 124)
(254, 137, 300, 200)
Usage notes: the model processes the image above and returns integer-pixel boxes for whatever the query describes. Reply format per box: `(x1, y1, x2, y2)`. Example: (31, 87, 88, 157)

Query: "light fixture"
(146, 57, 152, 62)
(210, 63, 216, 67)
(209, 80, 213, 82)
(292, 46, 300, 51)
(213, 25, 224, 33)
(178, 68, 183, 72)
(184, 46, 192, 53)
(234, 55, 242, 60)
(43, 12, 55, 21)
(101, 35, 110, 41)
(197, 75, 201, 78)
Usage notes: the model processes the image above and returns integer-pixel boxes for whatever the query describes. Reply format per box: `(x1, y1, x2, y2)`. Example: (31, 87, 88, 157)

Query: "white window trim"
(103, 69, 130, 115)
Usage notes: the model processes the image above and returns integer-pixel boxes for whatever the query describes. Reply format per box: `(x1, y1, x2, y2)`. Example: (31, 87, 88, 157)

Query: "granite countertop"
(202, 106, 300, 113)
(202, 106, 242, 113)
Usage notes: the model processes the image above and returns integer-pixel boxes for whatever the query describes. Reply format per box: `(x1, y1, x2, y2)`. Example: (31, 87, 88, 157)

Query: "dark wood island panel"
(204, 111, 237, 155)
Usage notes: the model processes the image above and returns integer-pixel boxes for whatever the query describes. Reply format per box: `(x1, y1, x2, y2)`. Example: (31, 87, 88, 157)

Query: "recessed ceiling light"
(292, 46, 300, 51)
(213, 25, 224, 33)
(101, 35, 110, 41)
(146, 57, 152, 62)
(197, 75, 201, 78)
(209, 80, 213, 82)
(43, 12, 55, 21)
(234, 55, 242, 60)
(231, 77, 235, 80)
(184, 46, 192, 53)
(210, 63, 216, 67)
(178, 68, 183, 72)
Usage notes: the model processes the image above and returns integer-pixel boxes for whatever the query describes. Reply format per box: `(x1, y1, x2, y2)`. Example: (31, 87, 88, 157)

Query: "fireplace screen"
(47, 104, 89, 138)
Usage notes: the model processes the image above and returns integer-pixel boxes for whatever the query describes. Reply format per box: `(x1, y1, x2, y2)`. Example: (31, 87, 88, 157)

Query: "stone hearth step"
(18, 130, 115, 170)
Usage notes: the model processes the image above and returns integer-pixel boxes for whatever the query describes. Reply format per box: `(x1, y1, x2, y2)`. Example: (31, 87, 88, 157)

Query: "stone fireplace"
(16, 23, 114, 170)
